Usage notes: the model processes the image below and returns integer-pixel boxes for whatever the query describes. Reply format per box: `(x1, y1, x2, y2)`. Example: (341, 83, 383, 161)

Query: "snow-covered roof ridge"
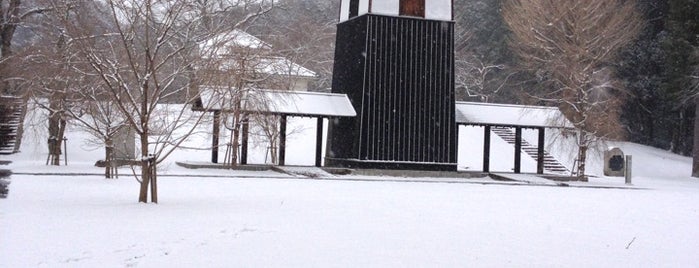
(455, 101, 574, 129)
(201, 29, 272, 53)
(199, 29, 316, 78)
(456, 101, 562, 111)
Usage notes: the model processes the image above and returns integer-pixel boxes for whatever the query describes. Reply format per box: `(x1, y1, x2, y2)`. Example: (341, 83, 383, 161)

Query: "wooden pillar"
(537, 127, 545, 174)
(483, 125, 491, 173)
(315, 117, 324, 167)
(514, 127, 522, 173)
(279, 115, 287, 166)
(241, 115, 249, 165)
(211, 111, 221, 163)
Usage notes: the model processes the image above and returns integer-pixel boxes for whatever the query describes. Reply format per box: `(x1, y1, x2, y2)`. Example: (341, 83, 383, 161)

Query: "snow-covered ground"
(2, 108, 699, 267)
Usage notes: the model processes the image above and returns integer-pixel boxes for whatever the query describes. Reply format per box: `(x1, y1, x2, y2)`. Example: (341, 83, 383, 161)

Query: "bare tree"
(21, 1, 84, 166)
(262, 21, 335, 91)
(690, 46, 699, 177)
(59, 0, 275, 203)
(0, 0, 55, 77)
(456, 52, 514, 103)
(254, 0, 337, 91)
(0, 0, 64, 153)
(21, 1, 129, 172)
(198, 29, 278, 166)
(503, 0, 643, 179)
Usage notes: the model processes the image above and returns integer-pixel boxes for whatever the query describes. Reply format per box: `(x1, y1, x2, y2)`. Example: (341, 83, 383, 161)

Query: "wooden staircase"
(0, 96, 22, 155)
(491, 126, 569, 174)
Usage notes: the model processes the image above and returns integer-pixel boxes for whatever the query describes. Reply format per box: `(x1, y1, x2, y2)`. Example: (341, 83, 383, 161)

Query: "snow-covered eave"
(194, 87, 356, 118)
(455, 101, 576, 129)
(457, 122, 575, 130)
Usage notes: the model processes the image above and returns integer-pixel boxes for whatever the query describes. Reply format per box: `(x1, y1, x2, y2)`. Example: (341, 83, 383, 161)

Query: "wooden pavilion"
(455, 101, 575, 174)
(195, 88, 356, 167)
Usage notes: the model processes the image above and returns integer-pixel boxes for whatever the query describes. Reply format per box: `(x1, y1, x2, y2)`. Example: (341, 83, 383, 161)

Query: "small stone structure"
(604, 147, 625, 177)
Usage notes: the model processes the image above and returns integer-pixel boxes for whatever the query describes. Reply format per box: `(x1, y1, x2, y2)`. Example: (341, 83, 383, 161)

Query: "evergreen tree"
(618, 0, 669, 148)
(662, 0, 698, 156)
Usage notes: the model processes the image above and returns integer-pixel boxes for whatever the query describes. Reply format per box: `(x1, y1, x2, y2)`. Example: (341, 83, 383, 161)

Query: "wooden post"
(63, 137, 68, 166)
(625, 155, 632, 184)
(514, 127, 522, 173)
(150, 156, 157, 203)
(212, 111, 220, 163)
(279, 115, 287, 166)
(315, 117, 324, 167)
(537, 127, 545, 174)
(241, 115, 249, 165)
(483, 125, 491, 173)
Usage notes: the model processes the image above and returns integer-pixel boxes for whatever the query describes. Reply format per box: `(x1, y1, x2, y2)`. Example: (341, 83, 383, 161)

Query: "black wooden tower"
(326, 0, 457, 171)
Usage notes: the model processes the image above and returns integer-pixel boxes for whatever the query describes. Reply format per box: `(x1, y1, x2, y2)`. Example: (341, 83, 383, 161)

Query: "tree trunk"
(692, 96, 699, 177)
(105, 144, 111, 178)
(150, 158, 157, 203)
(577, 145, 587, 180)
(47, 108, 66, 166)
(105, 138, 114, 179)
(269, 136, 278, 164)
(231, 125, 240, 166)
(229, 108, 242, 166)
(138, 133, 151, 203)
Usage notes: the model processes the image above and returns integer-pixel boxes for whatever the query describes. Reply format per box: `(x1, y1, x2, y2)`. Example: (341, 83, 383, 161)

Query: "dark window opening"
(349, 0, 359, 18)
(400, 0, 425, 17)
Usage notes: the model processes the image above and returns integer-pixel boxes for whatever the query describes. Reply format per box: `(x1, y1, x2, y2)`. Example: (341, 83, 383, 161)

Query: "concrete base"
(349, 168, 488, 179)
(175, 161, 272, 171)
(325, 158, 458, 172)
(490, 173, 588, 183)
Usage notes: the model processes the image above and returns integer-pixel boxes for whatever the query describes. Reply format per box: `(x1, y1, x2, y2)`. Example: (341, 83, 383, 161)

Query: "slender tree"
(23, 1, 82, 166)
(60, 0, 276, 203)
(0, 0, 63, 152)
(503, 0, 643, 179)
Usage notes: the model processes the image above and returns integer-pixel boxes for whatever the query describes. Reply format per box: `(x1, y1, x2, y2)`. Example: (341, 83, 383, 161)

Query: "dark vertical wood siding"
(329, 17, 368, 160)
(329, 14, 456, 170)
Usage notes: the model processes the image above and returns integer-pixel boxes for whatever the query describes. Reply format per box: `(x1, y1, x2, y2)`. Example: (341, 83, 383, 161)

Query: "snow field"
(2, 174, 699, 267)
(2, 104, 699, 266)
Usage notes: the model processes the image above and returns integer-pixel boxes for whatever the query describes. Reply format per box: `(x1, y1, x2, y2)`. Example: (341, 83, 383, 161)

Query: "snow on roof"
(455, 101, 574, 129)
(199, 30, 316, 78)
(257, 57, 316, 78)
(214, 56, 316, 77)
(201, 29, 271, 53)
(199, 88, 356, 117)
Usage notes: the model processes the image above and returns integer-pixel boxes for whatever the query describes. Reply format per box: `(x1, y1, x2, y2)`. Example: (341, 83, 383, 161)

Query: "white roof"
(214, 56, 316, 78)
(256, 57, 316, 78)
(199, 88, 356, 117)
(455, 101, 574, 129)
(201, 29, 271, 53)
(199, 30, 316, 78)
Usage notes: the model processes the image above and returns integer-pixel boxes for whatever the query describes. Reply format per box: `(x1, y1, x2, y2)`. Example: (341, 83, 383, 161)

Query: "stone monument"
(604, 147, 625, 177)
